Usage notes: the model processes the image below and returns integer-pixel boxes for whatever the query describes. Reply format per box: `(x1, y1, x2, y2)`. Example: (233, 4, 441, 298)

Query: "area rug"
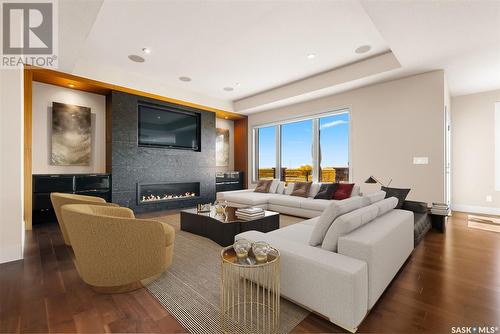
(145, 226, 309, 334)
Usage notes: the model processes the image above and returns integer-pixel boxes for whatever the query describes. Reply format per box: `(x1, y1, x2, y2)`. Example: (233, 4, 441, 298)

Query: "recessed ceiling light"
(223, 87, 234, 92)
(235, 82, 241, 87)
(179, 76, 192, 82)
(142, 47, 151, 54)
(307, 53, 316, 59)
(128, 54, 145, 63)
(224, 116, 228, 119)
(355, 45, 371, 54)
(68, 83, 75, 88)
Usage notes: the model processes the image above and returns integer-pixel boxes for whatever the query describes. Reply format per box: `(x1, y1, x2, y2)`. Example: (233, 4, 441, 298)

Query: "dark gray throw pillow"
(314, 183, 338, 200)
(381, 186, 410, 209)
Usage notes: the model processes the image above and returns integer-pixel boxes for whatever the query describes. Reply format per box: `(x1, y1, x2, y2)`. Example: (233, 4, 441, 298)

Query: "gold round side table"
(220, 245, 280, 334)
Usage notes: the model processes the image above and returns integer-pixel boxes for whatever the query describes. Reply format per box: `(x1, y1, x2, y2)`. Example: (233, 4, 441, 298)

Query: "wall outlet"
(486, 195, 493, 202)
(413, 157, 429, 165)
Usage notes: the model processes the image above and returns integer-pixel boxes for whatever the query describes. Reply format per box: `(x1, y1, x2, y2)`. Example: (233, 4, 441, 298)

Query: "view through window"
(254, 111, 350, 183)
(257, 126, 276, 180)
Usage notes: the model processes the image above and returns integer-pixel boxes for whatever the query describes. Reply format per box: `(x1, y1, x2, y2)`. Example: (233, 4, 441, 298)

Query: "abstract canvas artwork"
(51, 102, 91, 165)
(216, 127, 230, 167)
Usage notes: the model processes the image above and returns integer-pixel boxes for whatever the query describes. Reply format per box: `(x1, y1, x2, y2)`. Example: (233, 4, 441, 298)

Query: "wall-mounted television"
(138, 103, 201, 151)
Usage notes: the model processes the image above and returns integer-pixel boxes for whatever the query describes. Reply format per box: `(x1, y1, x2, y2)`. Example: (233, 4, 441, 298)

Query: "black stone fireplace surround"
(109, 91, 216, 213)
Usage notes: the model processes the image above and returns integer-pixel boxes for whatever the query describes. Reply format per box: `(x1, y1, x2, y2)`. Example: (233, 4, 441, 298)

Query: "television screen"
(138, 103, 200, 150)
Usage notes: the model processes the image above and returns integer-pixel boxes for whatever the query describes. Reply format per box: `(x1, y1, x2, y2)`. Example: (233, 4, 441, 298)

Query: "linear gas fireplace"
(137, 182, 200, 205)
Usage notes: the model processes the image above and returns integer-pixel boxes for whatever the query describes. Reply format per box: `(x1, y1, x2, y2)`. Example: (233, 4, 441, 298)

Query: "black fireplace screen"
(137, 182, 200, 204)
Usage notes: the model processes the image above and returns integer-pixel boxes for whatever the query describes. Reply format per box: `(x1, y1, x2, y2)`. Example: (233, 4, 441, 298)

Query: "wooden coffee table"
(180, 207, 280, 246)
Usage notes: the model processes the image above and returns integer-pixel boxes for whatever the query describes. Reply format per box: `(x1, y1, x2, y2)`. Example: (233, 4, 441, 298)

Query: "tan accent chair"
(51, 193, 118, 246)
(61, 204, 175, 293)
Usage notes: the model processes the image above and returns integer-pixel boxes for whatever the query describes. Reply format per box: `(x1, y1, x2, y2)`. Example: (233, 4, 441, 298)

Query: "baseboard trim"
(0, 244, 23, 264)
(451, 204, 500, 216)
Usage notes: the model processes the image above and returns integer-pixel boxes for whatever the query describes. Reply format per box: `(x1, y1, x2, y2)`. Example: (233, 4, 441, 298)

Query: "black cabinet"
(32, 173, 111, 224)
(216, 171, 244, 193)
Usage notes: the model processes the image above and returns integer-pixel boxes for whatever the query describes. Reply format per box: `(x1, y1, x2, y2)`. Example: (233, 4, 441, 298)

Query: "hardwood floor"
(1, 213, 499, 333)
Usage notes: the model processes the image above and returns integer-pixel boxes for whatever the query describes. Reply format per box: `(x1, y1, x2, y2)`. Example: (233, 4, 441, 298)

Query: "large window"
(281, 119, 313, 182)
(254, 110, 350, 183)
(256, 126, 276, 180)
(319, 113, 349, 182)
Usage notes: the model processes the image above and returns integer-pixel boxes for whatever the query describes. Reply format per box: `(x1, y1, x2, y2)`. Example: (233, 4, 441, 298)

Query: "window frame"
(252, 108, 351, 184)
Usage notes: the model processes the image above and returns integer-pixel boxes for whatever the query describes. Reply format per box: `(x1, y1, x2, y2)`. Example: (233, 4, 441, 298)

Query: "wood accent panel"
(233, 118, 248, 188)
(105, 93, 112, 174)
(23, 69, 33, 230)
(1, 214, 499, 333)
(27, 66, 245, 120)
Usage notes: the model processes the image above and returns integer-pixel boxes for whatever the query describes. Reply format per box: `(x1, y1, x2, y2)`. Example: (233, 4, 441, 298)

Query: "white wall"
(0, 69, 24, 264)
(32, 82, 106, 174)
(215, 118, 235, 172)
(451, 89, 500, 215)
(248, 71, 446, 204)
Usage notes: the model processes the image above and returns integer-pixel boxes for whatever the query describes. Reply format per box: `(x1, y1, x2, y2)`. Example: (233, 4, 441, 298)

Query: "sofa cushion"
(300, 198, 332, 211)
(381, 186, 410, 209)
(321, 204, 379, 252)
(308, 196, 364, 246)
(361, 190, 386, 206)
(223, 192, 273, 206)
(301, 216, 320, 226)
(374, 197, 398, 217)
(291, 182, 312, 197)
(269, 179, 280, 193)
(254, 179, 272, 193)
(268, 223, 314, 245)
(351, 185, 361, 197)
(314, 183, 337, 199)
(334, 183, 355, 200)
(268, 194, 304, 207)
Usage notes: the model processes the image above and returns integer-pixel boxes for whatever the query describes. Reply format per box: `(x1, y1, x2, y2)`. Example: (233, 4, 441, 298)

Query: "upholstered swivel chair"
(60, 204, 175, 293)
(51, 193, 118, 246)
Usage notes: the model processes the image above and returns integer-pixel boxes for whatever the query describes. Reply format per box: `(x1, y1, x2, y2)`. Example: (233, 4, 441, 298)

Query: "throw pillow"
(314, 183, 338, 199)
(254, 180, 272, 193)
(308, 183, 322, 198)
(308, 196, 364, 246)
(290, 182, 312, 197)
(276, 181, 285, 194)
(268, 179, 280, 193)
(321, 204, 379, 252)
(333, 183, 355, 200)
(381, 186, 410, 209)
(284, 183, 295, 195)
(361, 190, 386, 206)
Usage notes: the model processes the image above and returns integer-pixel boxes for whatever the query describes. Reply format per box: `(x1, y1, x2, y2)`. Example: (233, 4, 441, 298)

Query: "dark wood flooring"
(1, 213, 499, 333)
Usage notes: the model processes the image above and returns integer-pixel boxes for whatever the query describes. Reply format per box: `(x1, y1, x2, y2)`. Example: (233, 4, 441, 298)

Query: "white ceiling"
(58, 0, 500, 113)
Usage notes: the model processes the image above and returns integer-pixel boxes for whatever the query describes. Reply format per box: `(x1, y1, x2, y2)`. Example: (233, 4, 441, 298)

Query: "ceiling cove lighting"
(355, 45, 371, 54)
(307, 53, 316, 59)
(68, 83, 75, 88)
(142, 47, 151, 54)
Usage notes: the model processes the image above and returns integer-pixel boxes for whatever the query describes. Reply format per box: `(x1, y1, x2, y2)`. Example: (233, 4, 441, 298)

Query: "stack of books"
(431, 202, 450, 216)
(236, 207, 265, 221)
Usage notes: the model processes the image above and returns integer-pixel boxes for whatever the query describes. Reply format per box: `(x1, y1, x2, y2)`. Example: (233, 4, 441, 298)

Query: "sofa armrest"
(338, 210, 414, 309)
(402, 200, 428, 214)
(236, 230, 367, 331)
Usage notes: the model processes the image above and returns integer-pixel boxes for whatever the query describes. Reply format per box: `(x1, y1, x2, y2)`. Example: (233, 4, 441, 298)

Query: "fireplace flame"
(141, 192, 197, 203)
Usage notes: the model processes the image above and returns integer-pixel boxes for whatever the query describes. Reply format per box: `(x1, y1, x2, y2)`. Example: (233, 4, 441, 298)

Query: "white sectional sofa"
(234, 194, 414, 332)
(217, 182, 361, 218)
